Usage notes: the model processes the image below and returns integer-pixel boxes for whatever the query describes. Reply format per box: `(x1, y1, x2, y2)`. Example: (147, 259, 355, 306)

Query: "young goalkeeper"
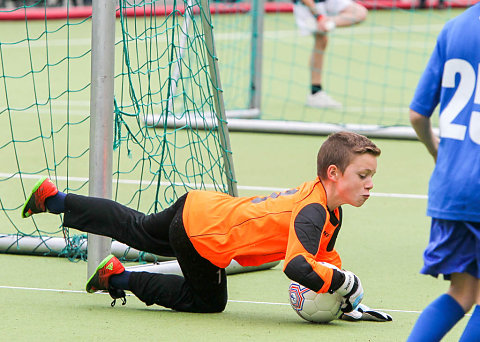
(22, 131, 385, 318)
(408, 4, 480, 341)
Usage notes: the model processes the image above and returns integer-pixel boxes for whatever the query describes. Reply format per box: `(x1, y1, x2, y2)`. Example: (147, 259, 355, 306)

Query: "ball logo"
(289, 281, 343, 323)
(289, 283, 309, 311)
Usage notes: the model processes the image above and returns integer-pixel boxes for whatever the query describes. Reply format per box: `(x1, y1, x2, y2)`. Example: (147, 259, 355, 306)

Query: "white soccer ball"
(289, 281, 343, 323)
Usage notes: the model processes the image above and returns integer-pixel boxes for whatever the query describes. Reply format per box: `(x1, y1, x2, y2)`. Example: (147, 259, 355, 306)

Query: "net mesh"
(212, 0, 478, 128)
(0, 0, 234, 261)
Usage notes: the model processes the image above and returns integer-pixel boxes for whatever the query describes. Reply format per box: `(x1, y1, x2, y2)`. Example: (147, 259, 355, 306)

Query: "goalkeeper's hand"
(340, 303, 393, 322)
(334, 270, 364, 313)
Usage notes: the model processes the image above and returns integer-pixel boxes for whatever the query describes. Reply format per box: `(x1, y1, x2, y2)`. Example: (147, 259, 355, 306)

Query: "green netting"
(0, 0, 235, 261)
(211, 1, 479, 128)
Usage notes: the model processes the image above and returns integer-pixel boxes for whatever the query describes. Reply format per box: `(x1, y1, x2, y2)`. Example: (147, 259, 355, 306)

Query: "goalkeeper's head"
(317, 131, 381, 179)
(317, 132, 381, 208)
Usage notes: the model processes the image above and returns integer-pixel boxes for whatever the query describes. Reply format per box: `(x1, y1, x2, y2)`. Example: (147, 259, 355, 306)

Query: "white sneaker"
(306, 91, 342, 109)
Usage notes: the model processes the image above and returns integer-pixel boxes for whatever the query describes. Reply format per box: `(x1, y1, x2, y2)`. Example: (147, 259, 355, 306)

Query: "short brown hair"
(317, 131, 381, 179)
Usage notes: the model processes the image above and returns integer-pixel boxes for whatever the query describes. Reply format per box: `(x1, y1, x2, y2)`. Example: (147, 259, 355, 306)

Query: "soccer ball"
(289, 281, 343, 323)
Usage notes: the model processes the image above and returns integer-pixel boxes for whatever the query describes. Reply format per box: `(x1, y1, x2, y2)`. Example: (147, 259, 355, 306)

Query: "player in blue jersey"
(407, 4, 480, 341)
(292, 0, 367, 108)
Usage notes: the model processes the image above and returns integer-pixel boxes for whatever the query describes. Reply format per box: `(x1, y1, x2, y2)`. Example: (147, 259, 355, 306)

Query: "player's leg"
(22, 177, 186, 256)
(459, 280, 480, 341)
(82, 195, 225, 312)
(448, 272, 478, 311)
(292, 3, 327, 106)
(407, 292, 465, 342)
(127, 206, 227, 312)
(62, 193, 188, 257)
(458, 224, 480, 341)
(408, 273, 477, 342)
(310, 0, 367, 108)
(328, 1, 367, 28)
(306, 32, 343, 108)
(299, 0, 343, 109)
(83, 252, 189, 308)
(169, 206, 228, 312)
(407, 273, 473, 342)
(311, 33, 327, 89)
(407, 219, 477, 341)
(24, 178, 226, 312)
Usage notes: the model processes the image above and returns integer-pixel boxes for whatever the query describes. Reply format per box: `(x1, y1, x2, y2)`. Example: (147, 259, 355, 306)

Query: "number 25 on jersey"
(440, 59, 480, 144)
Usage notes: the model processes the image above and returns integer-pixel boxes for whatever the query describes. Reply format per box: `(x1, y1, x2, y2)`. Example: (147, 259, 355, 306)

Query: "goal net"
(0, 0, 236, 261)
(201, 0, 478, 138)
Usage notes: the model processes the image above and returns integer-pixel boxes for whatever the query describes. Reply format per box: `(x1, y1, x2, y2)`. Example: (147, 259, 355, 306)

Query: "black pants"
(63, 193, 227, 313)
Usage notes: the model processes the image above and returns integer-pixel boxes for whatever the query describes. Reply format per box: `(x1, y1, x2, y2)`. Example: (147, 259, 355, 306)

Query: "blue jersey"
(410, 4, 480, 222)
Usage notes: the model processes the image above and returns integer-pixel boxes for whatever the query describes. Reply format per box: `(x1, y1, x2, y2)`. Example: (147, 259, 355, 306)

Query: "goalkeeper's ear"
(340, 304, 393, 322)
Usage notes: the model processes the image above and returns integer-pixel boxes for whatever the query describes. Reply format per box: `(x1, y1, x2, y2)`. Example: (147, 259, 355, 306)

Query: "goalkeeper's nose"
(364, 177, 373, 190)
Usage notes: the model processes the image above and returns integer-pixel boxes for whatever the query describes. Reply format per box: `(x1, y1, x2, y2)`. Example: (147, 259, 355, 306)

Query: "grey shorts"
(293, 0, 353, 35)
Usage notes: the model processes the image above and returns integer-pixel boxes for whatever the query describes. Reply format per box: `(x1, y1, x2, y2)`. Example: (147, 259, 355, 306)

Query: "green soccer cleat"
(21, 177, 59, 218)
(86, 254, 125, 293)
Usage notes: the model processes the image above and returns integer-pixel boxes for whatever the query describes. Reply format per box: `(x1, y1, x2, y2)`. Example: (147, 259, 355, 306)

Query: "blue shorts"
(421, 218, 480, 280)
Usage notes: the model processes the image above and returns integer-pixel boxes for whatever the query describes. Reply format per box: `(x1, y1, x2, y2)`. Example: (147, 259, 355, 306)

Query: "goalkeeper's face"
(335, 153, 377, 207)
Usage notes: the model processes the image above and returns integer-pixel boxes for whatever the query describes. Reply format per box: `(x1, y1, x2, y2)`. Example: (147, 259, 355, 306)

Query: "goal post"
(249, 0, 264, 112)
(87, 0, 117, 278)
(199, 0, 238, 196)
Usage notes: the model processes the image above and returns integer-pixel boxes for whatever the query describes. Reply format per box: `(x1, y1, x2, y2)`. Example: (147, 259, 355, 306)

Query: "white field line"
(1, 35, 432, 49)
(3, 285, 473, 317)
(7, 105, 411, 116)
(0, 34, 373, 47)
(0, 284, 419, 315)
(12, 100, 410, 111)
(0, 23, 442, 48)
(0, 172, 427, 199)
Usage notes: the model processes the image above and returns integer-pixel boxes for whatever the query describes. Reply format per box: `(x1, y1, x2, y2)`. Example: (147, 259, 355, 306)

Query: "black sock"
(110, 271, 131, 290)
(45, 191, 66, 214)
(311, 84, 322, 94)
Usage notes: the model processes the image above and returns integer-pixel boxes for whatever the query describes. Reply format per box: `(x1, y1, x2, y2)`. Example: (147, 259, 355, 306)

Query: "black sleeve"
(285, 255, 325, 292)
(284, 203, 328, 291)
(328, 269, 346, 293)
(293, 203, 326, 255)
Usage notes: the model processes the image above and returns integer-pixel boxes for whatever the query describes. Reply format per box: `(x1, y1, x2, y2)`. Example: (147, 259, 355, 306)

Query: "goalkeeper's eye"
(358, 169, 376, 180)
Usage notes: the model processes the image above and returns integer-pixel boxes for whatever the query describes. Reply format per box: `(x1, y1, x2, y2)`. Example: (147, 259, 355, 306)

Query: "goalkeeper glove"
(333, 270, 364, 313)
(340, 303, 393, 322)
